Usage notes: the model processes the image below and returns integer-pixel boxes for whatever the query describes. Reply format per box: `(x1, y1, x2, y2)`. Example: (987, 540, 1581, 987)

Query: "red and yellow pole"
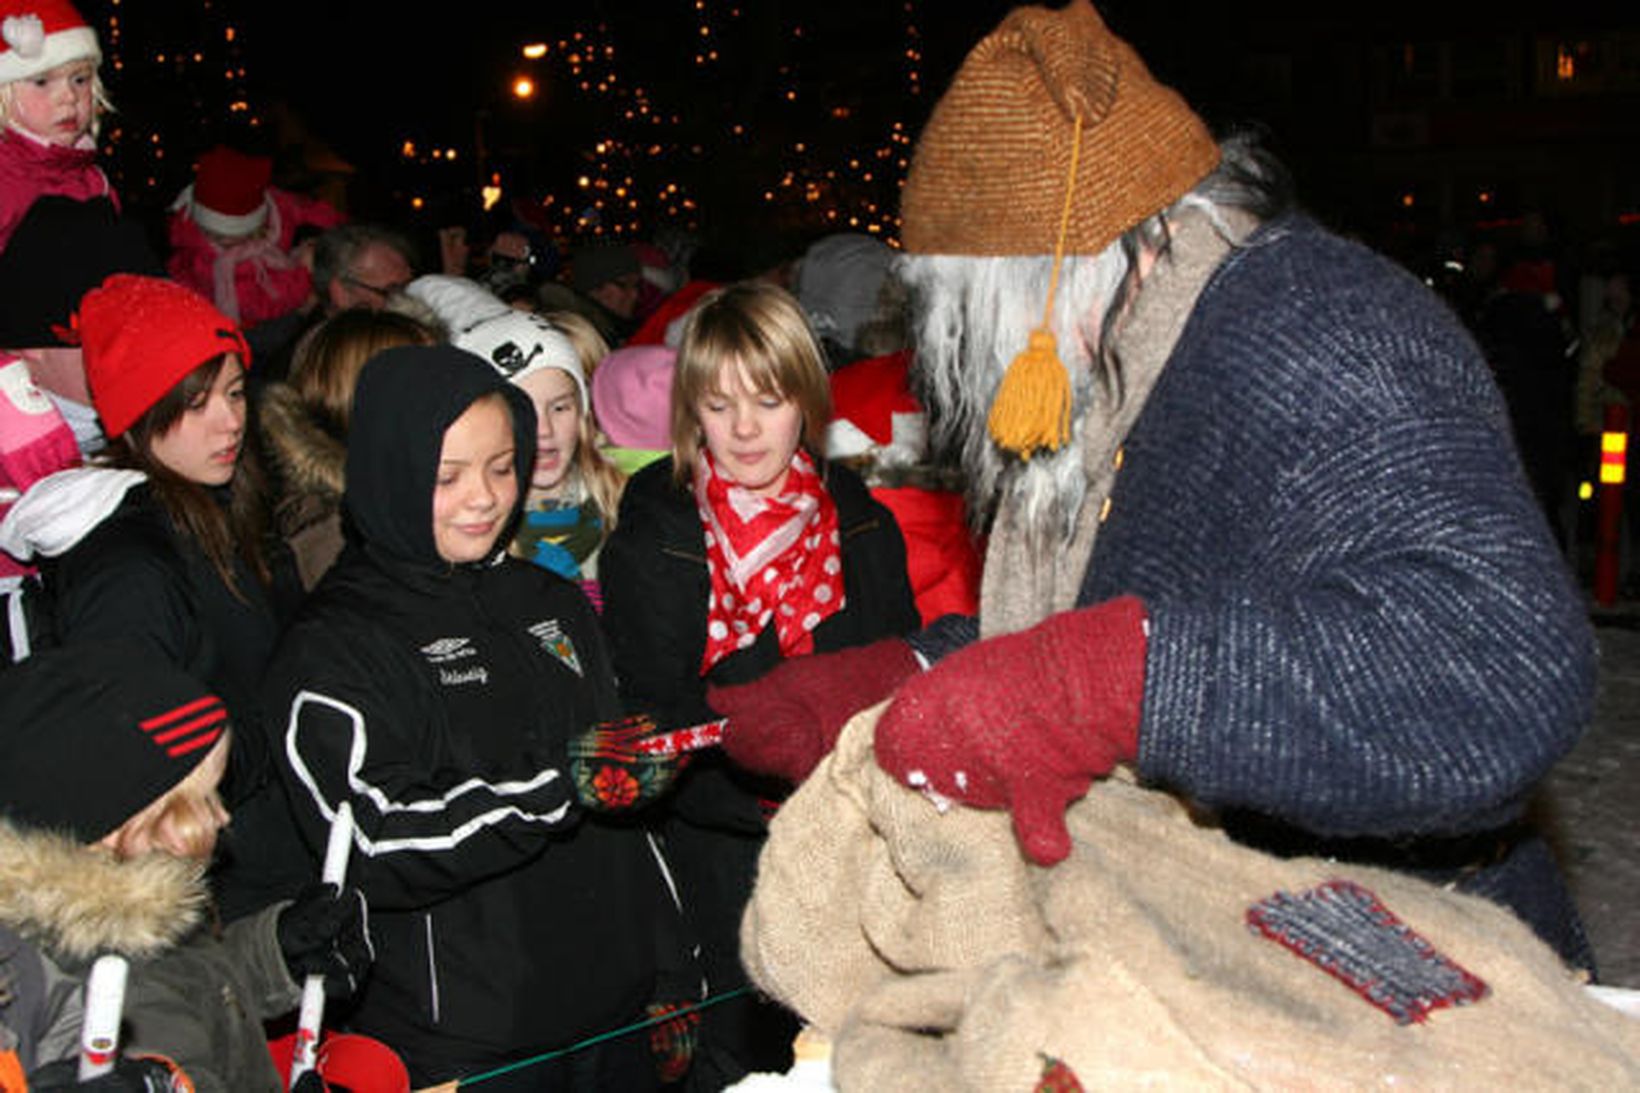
(1594, 403, 1629, 606)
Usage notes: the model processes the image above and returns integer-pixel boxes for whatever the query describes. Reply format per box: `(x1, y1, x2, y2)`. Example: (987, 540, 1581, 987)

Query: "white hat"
(404, 274, 511, 337)
(456, 310, 587, 411)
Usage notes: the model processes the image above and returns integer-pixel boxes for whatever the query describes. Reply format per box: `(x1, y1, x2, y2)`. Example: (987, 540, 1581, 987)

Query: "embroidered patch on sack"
(1246, 878, 1488, 1024)
(527, 619, 582, 677)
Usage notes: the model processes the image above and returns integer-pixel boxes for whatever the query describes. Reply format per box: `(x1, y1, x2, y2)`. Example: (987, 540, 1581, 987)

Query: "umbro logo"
(420, 637, 476, 664)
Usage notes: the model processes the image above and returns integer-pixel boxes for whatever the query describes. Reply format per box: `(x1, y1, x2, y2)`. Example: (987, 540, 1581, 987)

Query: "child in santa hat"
(0, 0, 114, 253)
(166, 145, 344, 332)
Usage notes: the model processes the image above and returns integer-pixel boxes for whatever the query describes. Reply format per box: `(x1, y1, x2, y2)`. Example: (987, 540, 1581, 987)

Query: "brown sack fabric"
(742, 706, 1640, 1090)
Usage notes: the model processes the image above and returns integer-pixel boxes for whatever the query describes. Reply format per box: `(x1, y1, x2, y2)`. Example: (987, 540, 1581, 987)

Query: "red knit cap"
(74, 274, 250, 438)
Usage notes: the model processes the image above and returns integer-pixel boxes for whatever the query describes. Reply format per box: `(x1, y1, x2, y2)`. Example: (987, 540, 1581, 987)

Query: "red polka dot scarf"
(696, 448, 844, 673)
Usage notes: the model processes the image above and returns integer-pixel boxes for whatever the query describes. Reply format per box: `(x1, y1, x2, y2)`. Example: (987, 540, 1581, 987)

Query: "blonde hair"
(568, 410, 627, 530)
(0, 61, 113, 140)
(100, 733, 231, 863)
(291, 308, 439, 435)
(534, 313, 623, 528)
(670, 281, 832, 485)
(516, 405, 628, 540)
(543, 310, 610, 379)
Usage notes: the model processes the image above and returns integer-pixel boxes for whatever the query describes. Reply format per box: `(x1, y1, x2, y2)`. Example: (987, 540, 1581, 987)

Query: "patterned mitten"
(874, 596, 1147, 865)
(707, 637, 920, 783)
(567, 715, 682, 812)
(645, 1001, 702, 1084)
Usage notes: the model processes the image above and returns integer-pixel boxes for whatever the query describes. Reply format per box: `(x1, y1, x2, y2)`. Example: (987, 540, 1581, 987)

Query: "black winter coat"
(599, 457, 917, 997)
(43, 482, 308, 923)
(262, 349, 692, 1085)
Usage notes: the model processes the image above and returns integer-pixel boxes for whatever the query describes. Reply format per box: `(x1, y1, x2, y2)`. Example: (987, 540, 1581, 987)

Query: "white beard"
(898, 247, 1131, 546)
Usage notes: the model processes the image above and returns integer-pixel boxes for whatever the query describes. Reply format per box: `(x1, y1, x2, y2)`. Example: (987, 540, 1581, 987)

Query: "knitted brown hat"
(901, 0, 1220, 257)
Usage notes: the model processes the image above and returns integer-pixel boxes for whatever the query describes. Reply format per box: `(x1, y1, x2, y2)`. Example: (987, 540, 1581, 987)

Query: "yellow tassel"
(988, 113, 1084, 460)
(988, 327, 1071, 459)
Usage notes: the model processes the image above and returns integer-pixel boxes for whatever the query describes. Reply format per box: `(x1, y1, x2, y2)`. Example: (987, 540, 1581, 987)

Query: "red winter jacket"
(0, 127, 114, 253)
(167, 187, 343, 327)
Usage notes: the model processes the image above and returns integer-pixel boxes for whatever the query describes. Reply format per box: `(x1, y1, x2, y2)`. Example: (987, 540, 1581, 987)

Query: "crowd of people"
(0, 0, 1623, 1089)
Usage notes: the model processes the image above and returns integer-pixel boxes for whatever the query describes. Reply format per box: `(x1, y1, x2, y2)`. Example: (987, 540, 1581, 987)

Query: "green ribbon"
(457, 986, 754, 1087)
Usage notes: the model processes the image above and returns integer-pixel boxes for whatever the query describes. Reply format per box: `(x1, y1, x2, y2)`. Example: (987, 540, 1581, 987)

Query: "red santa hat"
(0, 0, 98, 85)
(187, 146, 273, 239)
(827, 350, 921, 451)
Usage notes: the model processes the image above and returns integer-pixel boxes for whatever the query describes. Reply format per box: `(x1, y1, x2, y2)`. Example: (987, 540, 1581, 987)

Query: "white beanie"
(456, 310, 587, 412)
(405, 274, 587, 409)
(404, 274, 511, 338)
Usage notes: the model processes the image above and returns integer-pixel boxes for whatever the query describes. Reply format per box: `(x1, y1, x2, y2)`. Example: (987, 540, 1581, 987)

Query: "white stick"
(79, 954, 128, 1080)
(289, 802, 354, 1086)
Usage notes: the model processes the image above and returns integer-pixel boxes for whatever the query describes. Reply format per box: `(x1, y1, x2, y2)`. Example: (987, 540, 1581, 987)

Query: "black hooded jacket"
(261, 346, 690, 1083)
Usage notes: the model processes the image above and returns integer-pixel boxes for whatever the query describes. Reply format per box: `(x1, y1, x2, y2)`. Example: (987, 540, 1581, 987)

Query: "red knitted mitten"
(708, 637, 920, 784)
(874, 597, 1147, 865)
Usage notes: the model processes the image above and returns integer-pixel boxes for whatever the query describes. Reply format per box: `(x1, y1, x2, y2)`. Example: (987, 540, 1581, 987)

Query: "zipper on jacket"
(659, 544, 706, 565)
(424, 912, 441, 1024)
(841, 515, 881, 543)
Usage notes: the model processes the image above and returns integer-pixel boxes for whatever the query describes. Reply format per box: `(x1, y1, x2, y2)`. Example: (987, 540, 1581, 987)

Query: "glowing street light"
(522, 42, 547, 59)
(512, 76, 535, 100)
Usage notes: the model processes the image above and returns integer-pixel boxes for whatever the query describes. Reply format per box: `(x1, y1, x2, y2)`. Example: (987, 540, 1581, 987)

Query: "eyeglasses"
(341, 275, 410, 302)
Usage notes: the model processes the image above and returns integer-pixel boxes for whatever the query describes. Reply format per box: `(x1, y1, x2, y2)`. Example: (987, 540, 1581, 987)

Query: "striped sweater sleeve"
(273, 643, 576, 911)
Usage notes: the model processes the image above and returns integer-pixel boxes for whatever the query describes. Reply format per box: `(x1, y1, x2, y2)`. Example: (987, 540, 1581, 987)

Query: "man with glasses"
(243, 224, 416, 384)
(312, 224, 414, 313)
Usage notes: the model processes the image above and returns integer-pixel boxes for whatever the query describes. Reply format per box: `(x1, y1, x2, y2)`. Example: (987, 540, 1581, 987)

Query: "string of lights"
(96, 0, 253, 202)
(90, 2, 929, 245)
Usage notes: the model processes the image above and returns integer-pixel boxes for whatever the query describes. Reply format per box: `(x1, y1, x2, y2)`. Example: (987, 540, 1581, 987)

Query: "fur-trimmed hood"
(0, 819, 206, 963)
(259, 380, 346, 507)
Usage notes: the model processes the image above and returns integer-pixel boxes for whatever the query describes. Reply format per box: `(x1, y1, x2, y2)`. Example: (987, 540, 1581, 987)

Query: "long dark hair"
(111, 355, 272, 597)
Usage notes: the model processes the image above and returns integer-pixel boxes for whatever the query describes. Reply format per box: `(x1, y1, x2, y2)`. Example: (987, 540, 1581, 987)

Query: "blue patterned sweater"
(1075, 216, 1596, 961)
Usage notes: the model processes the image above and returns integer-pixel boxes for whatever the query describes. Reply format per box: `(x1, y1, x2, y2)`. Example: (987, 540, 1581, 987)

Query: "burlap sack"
(741, 705, 1640, 1090)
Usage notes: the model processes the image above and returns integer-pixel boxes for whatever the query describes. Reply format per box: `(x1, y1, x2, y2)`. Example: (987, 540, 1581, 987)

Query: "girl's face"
(514, 369, 581, 500)
(149, 356, 247, 487)
(696, 359, 803, 497)
(98, 733, 232, 862)
(432, 395, 518, 563)
(7, 59, 95, 146)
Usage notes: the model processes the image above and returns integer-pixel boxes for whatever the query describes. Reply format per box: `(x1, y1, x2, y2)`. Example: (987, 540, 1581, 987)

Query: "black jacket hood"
(344, 345, 536, 566)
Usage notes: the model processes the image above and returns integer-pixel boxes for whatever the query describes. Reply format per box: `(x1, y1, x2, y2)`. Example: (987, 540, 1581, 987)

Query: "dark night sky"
(77, 1, 1640, 259)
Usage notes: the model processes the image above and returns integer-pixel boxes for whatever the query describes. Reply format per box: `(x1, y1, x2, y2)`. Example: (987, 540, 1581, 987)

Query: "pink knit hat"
(592, 344, 675, 450)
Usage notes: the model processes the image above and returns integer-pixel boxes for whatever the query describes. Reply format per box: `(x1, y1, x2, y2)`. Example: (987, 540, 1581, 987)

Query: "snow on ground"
(1540, 624, 1640, 988)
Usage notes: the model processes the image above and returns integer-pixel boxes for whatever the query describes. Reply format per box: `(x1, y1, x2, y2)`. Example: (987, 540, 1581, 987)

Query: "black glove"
(29, 1056, 188, 1091)
(277, 883, 374, 998)
(291, 1070, 335, 1093)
